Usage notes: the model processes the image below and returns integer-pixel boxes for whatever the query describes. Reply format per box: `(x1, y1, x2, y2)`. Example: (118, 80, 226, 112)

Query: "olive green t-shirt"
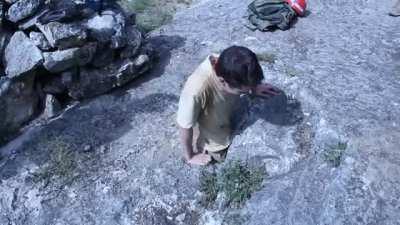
(177, 55, 240, 152)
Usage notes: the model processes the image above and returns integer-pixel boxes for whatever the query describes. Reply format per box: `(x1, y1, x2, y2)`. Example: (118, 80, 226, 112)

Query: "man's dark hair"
(215, 46, 264, 88)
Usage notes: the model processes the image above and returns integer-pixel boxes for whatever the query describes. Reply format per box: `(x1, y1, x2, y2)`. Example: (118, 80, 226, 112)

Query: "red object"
(285, 0, 307, 16)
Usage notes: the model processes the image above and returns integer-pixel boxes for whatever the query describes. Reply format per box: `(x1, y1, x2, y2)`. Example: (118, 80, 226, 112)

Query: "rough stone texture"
(4, 31, 43, 78)
(6, 0, 43, 23)
(86, 12, 118, 43)
(43, 43, 96, 73)
(37, 21, 88, 50)
(0, 75, 39, 143)
(29, 31, 51, 51)
(120, 25, 142, 59)
(43, 94, 61, 119)
(18, 7, 46, 30)
(1, 0, 400, 225)
(0, 1, 4, 27)
(68, 54, 151, 99)
(0, 30, 11, 67)
(90, 44, 115, 68)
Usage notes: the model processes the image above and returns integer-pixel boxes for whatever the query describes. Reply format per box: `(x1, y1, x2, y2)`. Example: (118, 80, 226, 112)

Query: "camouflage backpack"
(247, 0, 297, 31)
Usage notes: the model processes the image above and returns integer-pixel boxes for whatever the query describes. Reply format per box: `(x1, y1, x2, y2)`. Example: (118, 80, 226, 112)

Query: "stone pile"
(0, 0, 154, 143)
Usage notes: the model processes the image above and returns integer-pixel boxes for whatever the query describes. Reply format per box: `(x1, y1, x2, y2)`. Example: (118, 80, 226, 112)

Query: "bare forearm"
(179, 127, 194, 160)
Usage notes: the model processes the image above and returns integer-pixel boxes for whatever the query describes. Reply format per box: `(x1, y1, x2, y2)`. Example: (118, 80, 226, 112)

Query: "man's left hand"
(254, 83, 280, 98)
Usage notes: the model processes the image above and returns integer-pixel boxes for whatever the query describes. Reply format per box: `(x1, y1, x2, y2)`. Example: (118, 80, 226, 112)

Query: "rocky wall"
(0, 0, 154, 144)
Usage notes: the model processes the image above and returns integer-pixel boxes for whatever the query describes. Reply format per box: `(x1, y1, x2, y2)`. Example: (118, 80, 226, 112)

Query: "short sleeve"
(176, 91, 201, 129)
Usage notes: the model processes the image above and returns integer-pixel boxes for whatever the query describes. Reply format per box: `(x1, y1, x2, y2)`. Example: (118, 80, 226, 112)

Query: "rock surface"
(29, 31, 51, 51)
(0, 0, 400, 225)
(6, 0, 43, 23)
(4, 31, 43, 78)
(0, 75, 39, 143)
(43, 43, 97, 73)
(38, 22, 88, 50)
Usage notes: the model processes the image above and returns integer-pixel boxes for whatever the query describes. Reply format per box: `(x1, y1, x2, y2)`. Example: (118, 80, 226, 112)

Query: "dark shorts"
(205, 148, 229, 163)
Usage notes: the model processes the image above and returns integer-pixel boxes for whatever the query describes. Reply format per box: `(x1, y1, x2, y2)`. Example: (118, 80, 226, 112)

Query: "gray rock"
(42, 67, 78, 95)
(109, 12, 127, 49)
(6, 0, 43, 23)
(68, 54, 151, 99)
(4, 0, 19, 4)
(119, 26, 142, 59)
(37, 21, 87, 50)
(86, 13, 117, 43)
(42, 76, 65, 94)
(90, 44, 115, 68)
(43, 43, 96, 73)
(29, 31, 51, 51)
(0, 30, 11, 67)
(0, 75, 39, 142)
(4, 31, 43, 78)
(18, 7, 46, 30)
(43, 94, 61, 119)
(85, 10, 128, 49)
(0, 1, 4, 27)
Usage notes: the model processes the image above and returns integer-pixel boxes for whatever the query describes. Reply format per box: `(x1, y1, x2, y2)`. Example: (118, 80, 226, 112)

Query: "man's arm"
(179, 127, 211, 165)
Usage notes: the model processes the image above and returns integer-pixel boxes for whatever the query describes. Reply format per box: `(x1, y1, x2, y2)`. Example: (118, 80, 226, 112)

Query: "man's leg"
(390, 0, 400, 16)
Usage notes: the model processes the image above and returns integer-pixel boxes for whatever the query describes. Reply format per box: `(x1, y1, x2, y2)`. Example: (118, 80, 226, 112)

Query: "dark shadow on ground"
(233, 89, 304, 135)
(113, 35, 186, 96)
(0, 93, 179, 181)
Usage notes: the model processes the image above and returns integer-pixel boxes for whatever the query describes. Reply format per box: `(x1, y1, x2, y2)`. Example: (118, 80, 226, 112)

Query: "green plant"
(32, 137, 77, 188)
(323, 141, 347, 167)
(119, 0, 191, 32)
(199, 161, 265, 208)
(199, 170, 219, 207)
(220, 161, 264, 207)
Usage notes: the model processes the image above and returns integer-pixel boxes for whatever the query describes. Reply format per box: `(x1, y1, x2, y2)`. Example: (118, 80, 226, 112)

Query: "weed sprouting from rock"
(32, 137, 78, 189)
(199, 161, 265, 208)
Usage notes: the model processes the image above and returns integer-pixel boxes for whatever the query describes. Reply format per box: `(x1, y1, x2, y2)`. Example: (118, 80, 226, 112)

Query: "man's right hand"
(188, 153, 212, 165)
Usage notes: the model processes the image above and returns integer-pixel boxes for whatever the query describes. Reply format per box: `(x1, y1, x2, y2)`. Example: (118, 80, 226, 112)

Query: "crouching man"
(177, 46, 279, 165)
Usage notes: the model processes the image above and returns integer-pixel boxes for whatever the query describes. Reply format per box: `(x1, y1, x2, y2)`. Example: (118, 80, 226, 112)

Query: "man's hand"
(187, 153, 212, 165)
(254, 83, 280, 98)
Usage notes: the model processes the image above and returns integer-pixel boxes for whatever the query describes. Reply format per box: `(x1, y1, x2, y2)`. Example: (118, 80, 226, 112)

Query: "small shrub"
(199, 170, 219, 207)
(32, 137, 77, 188)
(323, 141, 347, 167)
(220, 161, 264, 207)
(199, 161, 265, 208)
(119, 0, 191, 32)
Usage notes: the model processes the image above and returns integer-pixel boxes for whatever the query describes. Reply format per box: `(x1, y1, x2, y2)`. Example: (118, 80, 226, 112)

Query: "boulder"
(90, 44, 115, 68)
(0, 1, 4, 27)
(0, 75, 39, 143)
(4, 0, 19, 4)
(86, 13, 117, 43)
(29, 31, 51, 51)
(6, 0, 43, 23)
(4, 31, 43, 78)
(43, 43, 96, 73)
(68, 54, 151, 99)
(41, 67, 77, 94)
(43, 94, 61, 119)
(18, 7, 47, 30)
(119, 25, 142, 59)
(37, 21, 87, 50)
(0, 30, 11, 67)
